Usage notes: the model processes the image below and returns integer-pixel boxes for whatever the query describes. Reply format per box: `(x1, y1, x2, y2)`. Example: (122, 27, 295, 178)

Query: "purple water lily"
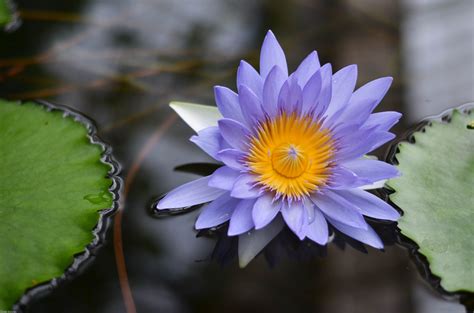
(157, 31, 401, 266)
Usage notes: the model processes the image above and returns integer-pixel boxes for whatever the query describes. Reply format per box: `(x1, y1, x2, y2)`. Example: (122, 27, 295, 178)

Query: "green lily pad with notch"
(387, 105, 474, 293)
(0, 100, 120, 309)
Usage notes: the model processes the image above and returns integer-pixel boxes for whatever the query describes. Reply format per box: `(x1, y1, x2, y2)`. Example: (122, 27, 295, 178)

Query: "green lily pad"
(387, 105, 474, 293)
(0, 100, 120, 309)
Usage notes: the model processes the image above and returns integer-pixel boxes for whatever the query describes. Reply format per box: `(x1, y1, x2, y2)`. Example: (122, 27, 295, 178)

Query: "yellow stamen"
(246, 113, 335, 199)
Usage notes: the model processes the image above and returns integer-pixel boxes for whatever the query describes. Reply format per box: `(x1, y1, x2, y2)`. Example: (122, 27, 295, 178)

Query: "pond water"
(0, 0, 472, 312)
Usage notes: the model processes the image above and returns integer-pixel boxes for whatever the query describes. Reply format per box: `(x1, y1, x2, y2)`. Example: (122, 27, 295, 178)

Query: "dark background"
(1, 0, 472, 312)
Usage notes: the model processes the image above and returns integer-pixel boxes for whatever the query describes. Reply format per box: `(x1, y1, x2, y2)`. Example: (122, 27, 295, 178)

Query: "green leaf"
(387, 107, 474, 293)
(0, 0, 15, 28)
(0, 100, 119, 309)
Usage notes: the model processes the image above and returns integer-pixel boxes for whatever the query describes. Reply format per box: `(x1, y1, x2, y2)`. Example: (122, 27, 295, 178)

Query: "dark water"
(0, 0, 471, 312)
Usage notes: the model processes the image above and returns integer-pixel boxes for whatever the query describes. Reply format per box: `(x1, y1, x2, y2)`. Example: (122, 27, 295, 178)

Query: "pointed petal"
(214, 86, 244, 123)
(328, 98, 376, 128)
(327, 166, 359, 189)
(157, 176, 226, 209)
(260, 30, 288, 79)
(336, 129, 395, 162)
(311, 191, 368, 229)
(327, 216, 384, 249)
(304, 206, 329, 245)
(363, 111, 401, 132)
(208, 166, 241, 191)
(278, 78, 302, 114)
(324, 64, 358, 119)
(237, 60, 263, 99)
(335, 189, 400, 221)
(218, 118, 251, 152)
(170, 102, 221, 133)
(217, 148, 247, 171)
(341, 159, 400, 184)
(252, 194, 281, 229)
(281, 201, 305, 239)
(195, 193, 239, 229)
(239, 85, 265, 127)
(228, 199, 256, 236)
(190, 126, 223, 160)
(294, 51, 321, 87)
(238, 216, 284, 267)
(314, 63, 333, 118)
(350, 77, 393, 111)
(302, 69, 322, 114)
(231, 174, 260, 199)
(262, 65, 287, 117)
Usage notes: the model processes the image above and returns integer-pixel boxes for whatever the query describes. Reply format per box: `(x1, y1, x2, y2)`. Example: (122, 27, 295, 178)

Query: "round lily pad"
(387, 104, 473, 293)
(0, 100, 120, 309)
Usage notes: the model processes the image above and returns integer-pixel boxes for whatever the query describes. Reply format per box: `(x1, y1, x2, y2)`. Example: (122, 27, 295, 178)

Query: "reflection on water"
(0, 0, 471, 312)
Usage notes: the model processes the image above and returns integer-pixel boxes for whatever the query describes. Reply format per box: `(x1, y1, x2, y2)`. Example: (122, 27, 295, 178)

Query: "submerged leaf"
(0, 100, 119, 309)
(387, 106, 474, 293)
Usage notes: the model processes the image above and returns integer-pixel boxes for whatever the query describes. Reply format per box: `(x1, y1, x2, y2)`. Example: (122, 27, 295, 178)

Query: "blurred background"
(0, 0, 472, 312)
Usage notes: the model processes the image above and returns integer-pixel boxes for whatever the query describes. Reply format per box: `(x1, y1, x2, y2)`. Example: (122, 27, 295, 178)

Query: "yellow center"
(246, 113, 335, 199)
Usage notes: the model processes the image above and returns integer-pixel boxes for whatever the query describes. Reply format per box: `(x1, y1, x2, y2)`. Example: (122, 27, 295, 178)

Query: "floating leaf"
(387, 106, 474, 293)
(0, 100, 120, 309)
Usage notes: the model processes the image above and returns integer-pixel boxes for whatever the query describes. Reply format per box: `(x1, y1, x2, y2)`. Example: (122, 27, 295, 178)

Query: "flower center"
(271, 144, 309, 178)
(246, 113, 334, 200)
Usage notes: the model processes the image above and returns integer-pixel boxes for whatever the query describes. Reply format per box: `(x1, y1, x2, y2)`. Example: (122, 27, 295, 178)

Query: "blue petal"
(278, 77, 302, 114)
(324, 64, 358, 119)
(311, 191, 368, 229)
(260, 30, 288, 79)
(214, 86, 244, 123)
(302, 69, 322, 114)
(281, 201, 305, 239)
(294, 51, 321, 87)
(304, 206, 329, 245)
(239, 85, 265, 128)
(190, 126, 224, 160)
(363, 111, 401, 132)
(228, 199, 256, 236)
(237, 60, 263, 99)
(326, 98, 376, 129)
(327, 166, 359, 189)
(341, 159, 400, 184)
(327, 216, 384, 249)
(195, 193, 239, 229)
(314, 63, 333, 118)
(218, 118, 251, 152)
(262, 65, 287, 117)
(157, 176, 227, 209)
(335, 128, 395, 162)
(252, 193, 281, 229)
(231, 174, 260, 199)
(335, 189, 400, 221)
(350, 77, 393, 111)
(208, 166, 241, 191)
(217, 148, 247, 171)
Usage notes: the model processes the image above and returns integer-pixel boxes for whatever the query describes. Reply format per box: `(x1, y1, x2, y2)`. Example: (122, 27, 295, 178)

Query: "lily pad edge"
(9, 100, 122, 311)
(382, 102, 474, 307)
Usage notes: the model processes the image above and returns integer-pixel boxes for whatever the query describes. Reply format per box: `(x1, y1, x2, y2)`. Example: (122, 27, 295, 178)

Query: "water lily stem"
(114, 113, 177, 313)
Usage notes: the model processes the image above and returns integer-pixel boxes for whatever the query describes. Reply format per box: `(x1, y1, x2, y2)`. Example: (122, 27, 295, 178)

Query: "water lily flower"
(157, 31, 401, 267)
